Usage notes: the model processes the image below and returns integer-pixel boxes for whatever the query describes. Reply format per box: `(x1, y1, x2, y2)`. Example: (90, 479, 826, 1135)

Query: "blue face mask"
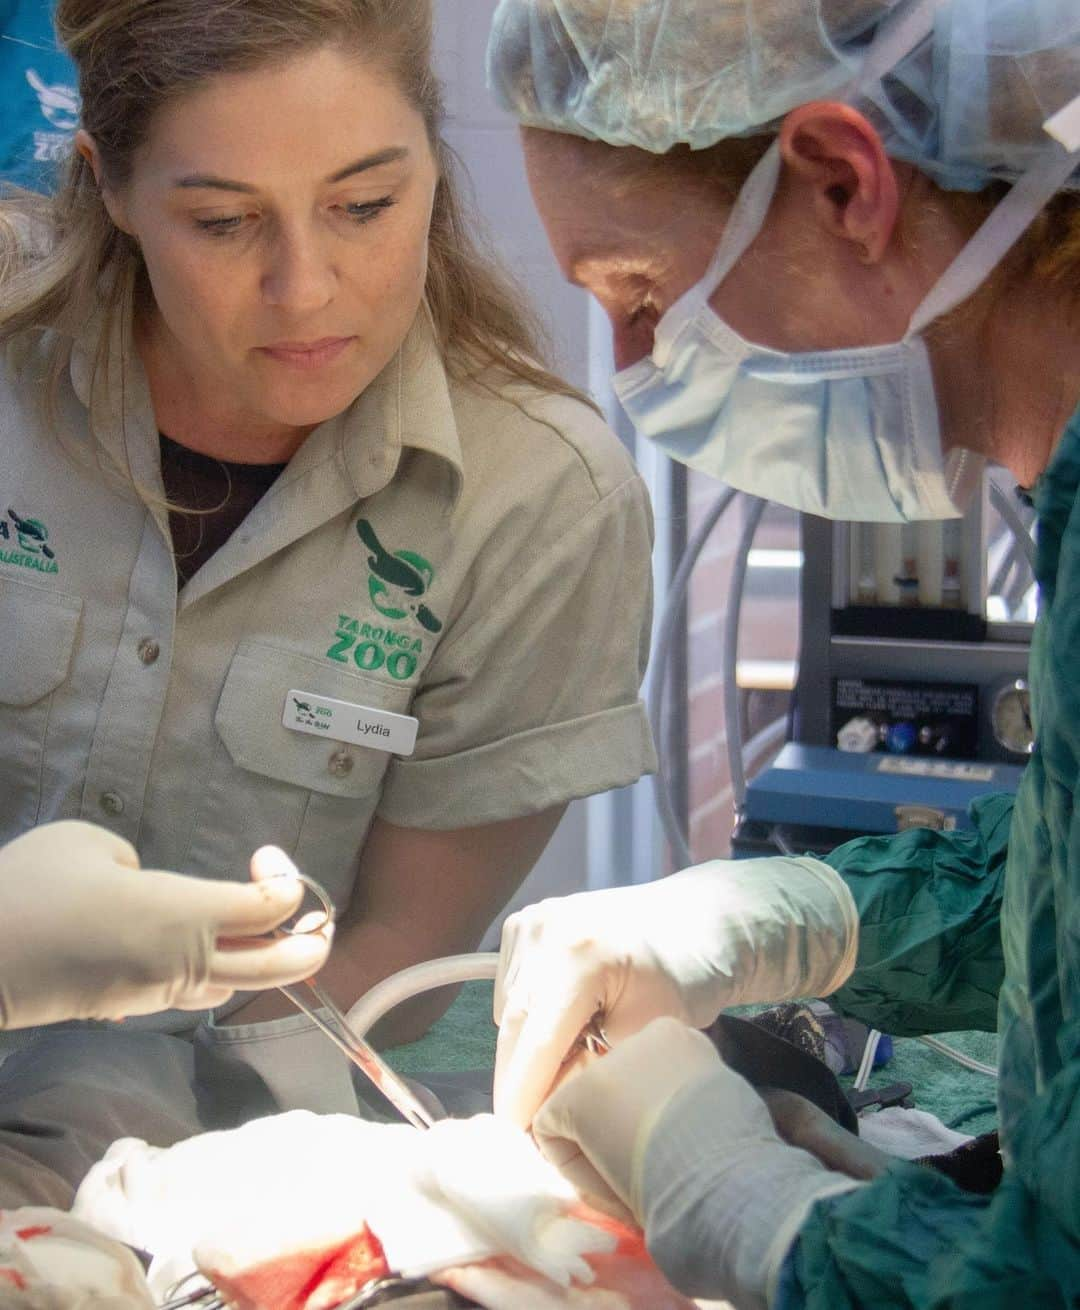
(612, 144, 976, 522)
(612, 64, 1080, 521)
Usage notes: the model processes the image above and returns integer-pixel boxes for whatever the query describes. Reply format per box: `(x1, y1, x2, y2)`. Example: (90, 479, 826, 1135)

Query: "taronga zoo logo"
(356, 520, 442, 635)
(25, 70, 80, 131)
(25, 70, 79, 164)
(0, 508, 59, 574)
(324, 521, 442, 682)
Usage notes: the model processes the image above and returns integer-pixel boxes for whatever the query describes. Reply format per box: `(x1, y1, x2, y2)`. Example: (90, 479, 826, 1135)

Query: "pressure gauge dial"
(991, 679, 1034, 756)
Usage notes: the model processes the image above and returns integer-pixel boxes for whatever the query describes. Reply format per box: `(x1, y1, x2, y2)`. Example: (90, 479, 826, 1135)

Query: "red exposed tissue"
(202, 1205, 695, 1310)
(206, 1224, 387, 1310)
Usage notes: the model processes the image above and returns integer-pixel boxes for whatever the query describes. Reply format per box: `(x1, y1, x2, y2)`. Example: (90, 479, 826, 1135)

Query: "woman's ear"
(74, 129, 134, 236)
(778, 102, 900, 264)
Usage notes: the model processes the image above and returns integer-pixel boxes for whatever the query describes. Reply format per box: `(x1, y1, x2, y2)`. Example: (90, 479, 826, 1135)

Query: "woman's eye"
(191, 196, 396, 237)
(194, 214, 247, 237)
(341, 196, 396, 225)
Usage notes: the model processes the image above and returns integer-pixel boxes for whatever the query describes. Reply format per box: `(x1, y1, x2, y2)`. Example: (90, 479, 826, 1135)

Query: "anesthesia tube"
(348, 954, 499, 1040)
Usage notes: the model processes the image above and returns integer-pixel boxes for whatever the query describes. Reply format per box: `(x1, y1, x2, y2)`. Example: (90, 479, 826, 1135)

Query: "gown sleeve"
(774, 1050, 1079, 1308)
(822, 792, 1013, 1036)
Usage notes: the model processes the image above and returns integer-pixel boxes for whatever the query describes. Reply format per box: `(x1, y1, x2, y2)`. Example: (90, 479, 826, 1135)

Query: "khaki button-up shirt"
(1, 280, 656, 924)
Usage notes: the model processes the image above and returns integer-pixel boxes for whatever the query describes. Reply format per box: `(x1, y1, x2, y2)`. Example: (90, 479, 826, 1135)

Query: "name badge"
(284, 689, 418, 756)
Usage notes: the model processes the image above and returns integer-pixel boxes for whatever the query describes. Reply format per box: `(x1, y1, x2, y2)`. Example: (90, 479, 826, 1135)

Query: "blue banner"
(0, 2, 78, 191)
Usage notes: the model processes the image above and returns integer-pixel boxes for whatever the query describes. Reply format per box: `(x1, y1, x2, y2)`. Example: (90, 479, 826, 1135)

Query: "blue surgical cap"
(487, 0, 1080, 191)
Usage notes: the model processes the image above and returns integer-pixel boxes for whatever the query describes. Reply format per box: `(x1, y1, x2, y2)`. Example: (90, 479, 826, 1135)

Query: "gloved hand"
(0, 1206, 154, 1308)
(533, 1018, 863, 1310)
(0, 822, 332, 1029)
(494, 857, 858, 1125)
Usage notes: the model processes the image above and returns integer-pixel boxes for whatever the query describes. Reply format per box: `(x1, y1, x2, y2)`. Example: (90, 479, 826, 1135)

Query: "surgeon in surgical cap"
(482, 3, 1080, 1308)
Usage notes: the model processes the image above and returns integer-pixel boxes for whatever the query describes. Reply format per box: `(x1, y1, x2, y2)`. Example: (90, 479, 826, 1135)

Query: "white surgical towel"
(0, 1208, 154, 1310)
(73, 1112, 616, 1300)
(858, 1107, 975, 1160)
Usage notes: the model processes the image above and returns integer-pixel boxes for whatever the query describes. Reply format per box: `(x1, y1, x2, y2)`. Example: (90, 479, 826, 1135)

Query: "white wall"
(433, 0, 593, 387)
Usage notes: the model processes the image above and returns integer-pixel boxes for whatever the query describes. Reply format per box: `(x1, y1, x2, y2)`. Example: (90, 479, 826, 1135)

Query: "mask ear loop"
(654, 0, 945, 366)
(657, 4, 1080, 368)
(650, 141, 782, 367)
(846, 0, 943, 99)
(697, 142, 783, 296)
(843, 3, 1080, 339)
(907, 135, 1080, 338)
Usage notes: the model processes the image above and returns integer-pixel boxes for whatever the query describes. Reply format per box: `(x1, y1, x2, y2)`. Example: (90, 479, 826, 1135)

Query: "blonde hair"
(0, 0, 587, 415)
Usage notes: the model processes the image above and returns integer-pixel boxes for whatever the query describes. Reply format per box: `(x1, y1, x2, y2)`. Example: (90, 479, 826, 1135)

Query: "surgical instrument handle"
(278, 978, 436, 1130)
(262, 855, 436, 1129)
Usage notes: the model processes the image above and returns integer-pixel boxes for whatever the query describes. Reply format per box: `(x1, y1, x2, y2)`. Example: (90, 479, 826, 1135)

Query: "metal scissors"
(274, 869, 437, 1131)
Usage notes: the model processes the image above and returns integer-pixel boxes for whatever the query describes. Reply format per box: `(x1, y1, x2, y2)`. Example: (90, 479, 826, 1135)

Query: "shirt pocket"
(197, 640, 415, 908)
(0, 574, 83, 828)
(214, 640, 413, 798)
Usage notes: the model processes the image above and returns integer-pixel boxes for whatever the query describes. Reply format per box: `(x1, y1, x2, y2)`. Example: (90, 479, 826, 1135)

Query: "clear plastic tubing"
(346, 953, 500, 1040)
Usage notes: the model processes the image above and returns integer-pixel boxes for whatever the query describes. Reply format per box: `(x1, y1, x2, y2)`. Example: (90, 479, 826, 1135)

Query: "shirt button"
(328, 749, 354, 777)
(100, 791, 125, 816)
(137, 638, 161, 665)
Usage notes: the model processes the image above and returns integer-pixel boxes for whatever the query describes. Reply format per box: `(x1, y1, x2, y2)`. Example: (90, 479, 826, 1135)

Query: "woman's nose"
(262, 228, 337, 312)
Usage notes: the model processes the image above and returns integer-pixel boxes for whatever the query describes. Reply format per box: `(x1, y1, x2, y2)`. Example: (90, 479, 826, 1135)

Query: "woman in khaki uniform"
(0, 0, 655, 1202)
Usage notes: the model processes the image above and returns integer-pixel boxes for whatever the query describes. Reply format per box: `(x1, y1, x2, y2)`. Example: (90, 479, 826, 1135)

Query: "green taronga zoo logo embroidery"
(324, 520, 442, 681)
(357, 520, 442, 634)
(0, 508, 59, 575)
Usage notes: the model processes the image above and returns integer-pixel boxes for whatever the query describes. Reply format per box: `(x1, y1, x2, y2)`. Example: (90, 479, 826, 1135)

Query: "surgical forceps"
(159, 1275, 222, 1310)
(275, 869, 437, 1131)
(160, 1273, 460, 1310)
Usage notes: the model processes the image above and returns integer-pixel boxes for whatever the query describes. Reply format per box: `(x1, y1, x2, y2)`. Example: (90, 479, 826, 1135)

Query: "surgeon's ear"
(74, 129, 135, 237)
(778, 103, 900, 264)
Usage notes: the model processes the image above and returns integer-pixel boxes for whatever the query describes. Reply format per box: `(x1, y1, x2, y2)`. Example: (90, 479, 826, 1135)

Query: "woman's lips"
(258, 337, 355, 370)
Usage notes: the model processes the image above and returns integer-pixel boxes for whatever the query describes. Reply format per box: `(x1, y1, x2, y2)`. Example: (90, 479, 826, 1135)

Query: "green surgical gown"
(776, 408, 1080, 1307)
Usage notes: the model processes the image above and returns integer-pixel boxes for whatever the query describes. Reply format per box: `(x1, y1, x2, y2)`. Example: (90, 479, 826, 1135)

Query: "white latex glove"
(0, 823, 332, 1029)
(0, 1206, 154, 1309)
(495, 857, 858, 1125)
(533, 1019, 863, 1310)
(434, 1254, 702, 1309)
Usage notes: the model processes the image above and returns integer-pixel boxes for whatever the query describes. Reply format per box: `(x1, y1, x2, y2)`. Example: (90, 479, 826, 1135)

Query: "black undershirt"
(159, 433, 286, 586)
